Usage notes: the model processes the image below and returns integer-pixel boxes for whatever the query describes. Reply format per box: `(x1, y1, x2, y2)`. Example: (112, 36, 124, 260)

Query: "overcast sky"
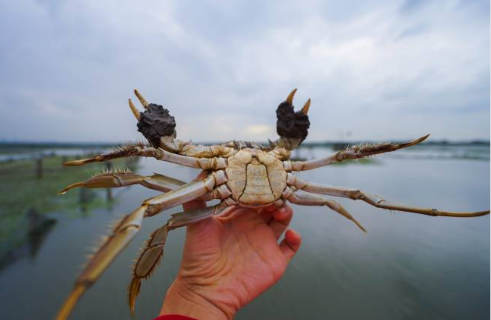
(0, 0, 489, 143)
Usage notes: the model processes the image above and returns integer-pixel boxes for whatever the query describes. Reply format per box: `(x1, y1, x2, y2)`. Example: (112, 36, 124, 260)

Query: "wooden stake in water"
(35, 158, 43, 179)
(106, 162, 113, 201)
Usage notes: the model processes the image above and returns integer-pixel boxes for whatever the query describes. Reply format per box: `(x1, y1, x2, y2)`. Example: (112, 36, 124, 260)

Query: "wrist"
(160, 279, 234, 320)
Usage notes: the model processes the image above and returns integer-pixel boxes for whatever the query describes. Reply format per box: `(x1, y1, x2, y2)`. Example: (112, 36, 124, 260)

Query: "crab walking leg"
(63, 144, 228, 170)
(289, 176, 490, 218)
(128, 202, 229, 313)
(63, 144, 158, 166)
(59, 172, 187, 195)
(142, 173, 219, 216)
(55, 174, 224, 320)
(142, 171, 232, 216)
(285, 189, 366, 232)
(54, 205, 146, 320)
(284, 135, 429, 171)
(59, 171, 218, 202)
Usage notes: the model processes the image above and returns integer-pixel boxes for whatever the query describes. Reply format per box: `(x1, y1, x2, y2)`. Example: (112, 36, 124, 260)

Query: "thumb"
(279, 229, 302, 263)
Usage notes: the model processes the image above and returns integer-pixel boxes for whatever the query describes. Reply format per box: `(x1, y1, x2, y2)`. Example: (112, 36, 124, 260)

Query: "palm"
(175, 205, 301, 315)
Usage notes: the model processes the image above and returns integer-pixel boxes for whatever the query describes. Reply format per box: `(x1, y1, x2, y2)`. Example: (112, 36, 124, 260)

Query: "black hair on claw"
(137, 104, 176, 147)
(276, 101, 310, 142)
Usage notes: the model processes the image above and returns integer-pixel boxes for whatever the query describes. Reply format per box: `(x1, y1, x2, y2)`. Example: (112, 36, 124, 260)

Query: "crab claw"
(270, 89, 311, 150)
(129, 89, 188, 153)
(58, 171, 144, 195)
(133, 91, 177, 148)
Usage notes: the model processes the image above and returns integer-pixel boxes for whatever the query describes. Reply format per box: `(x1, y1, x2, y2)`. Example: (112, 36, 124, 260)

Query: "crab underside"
(54, 89, 490, 320)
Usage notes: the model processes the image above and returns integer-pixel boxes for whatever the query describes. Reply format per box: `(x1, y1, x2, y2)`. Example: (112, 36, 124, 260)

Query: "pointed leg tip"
(420, 134, 430, 141)
(348, 215, 367, 233)
(399, 134, 431, 149)
(128, 277, 141, 316)
(63, 160, 84, 166)
(54, 285, 87, 320)
(412, 134, 430, 144)
(58, 182, 84, 195)
(356, 222, 367, 233)
(413, 134, 430, 146)
(64, 157, 99, 166)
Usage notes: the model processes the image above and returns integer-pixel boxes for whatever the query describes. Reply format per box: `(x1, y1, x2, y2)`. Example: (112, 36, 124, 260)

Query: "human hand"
(160, 201, 302, 320)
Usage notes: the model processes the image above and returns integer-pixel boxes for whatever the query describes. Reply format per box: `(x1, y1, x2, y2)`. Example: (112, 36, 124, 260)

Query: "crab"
(54, 89, 490, 320)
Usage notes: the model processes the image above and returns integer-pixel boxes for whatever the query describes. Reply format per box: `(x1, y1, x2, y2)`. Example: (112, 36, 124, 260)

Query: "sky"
(0, 0, 489, 143)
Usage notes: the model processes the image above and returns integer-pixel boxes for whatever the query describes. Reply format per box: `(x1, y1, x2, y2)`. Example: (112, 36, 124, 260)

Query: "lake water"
(0, 146, 489, 320)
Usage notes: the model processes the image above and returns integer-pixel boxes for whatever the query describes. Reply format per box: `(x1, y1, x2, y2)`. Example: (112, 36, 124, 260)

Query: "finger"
(280, 229, 302, 263)
(269, 205, 293, 240)
(259, 203, 286, 223)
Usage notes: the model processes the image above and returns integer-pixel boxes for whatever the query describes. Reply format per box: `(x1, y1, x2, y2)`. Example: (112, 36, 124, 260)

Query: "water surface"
(0, 146, 488, 320)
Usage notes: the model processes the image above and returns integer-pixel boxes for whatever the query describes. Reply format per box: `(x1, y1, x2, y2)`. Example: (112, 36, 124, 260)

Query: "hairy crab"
(55, 89, 490, 320)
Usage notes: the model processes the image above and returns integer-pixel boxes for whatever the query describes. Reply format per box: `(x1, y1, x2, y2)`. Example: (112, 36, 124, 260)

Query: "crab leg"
(289, 176, 490, 218)
(142, 173, 220, 216)
(284, 189, 366, 232)
(54, 176, 222, 320)
(271, 89, 311, 151)
(58, 171, 220, 202)
(284, 135, 429, 171)
(128, 201, 229, 313)
(63, 144, 227, 170)
(58, 172, 186, 195)
(54, 205, 146, 320)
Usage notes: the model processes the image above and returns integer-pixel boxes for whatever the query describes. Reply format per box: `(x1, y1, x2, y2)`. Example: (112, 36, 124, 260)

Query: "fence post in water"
(61, 156, 68, 168)
(79, 188, 89, 213)
(106, 162, 113, 201)
(35, 158, 43, 179)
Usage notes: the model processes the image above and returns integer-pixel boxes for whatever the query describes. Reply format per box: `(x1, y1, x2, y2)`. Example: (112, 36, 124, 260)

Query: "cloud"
(400, 0, 431, 14)
(0, 0, 488, 142)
